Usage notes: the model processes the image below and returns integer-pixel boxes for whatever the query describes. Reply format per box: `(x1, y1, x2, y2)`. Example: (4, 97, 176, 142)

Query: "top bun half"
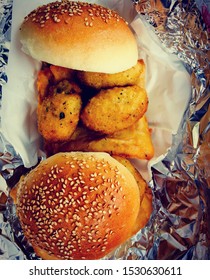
(19, 1, 138, 73)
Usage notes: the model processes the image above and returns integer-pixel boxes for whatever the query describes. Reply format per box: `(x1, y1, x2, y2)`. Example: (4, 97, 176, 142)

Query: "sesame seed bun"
(19, 1, 138, 73)
(10, 152, 144, 260)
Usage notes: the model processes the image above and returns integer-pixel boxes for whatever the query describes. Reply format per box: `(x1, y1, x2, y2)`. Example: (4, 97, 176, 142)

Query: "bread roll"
(19, 1, 138, 73)
(11, 152, 144, 260)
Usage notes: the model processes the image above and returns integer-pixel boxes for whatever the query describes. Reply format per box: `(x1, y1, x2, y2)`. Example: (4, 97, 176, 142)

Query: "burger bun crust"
(11, 152, 141, 260)
(19, 1, 138, 73)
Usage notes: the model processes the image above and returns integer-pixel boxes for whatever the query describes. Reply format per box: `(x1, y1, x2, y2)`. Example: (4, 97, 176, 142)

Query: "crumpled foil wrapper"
(0, 0, 209, 260)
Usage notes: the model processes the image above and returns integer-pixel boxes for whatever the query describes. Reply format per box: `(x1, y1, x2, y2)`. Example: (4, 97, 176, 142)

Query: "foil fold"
(130, 0, 210, 259)
(0, 0, 210, 260)
(0, 0, 12, 101)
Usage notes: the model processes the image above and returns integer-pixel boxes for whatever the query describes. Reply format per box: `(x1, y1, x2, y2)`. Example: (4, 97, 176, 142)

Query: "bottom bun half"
(10, 152, 152, 260)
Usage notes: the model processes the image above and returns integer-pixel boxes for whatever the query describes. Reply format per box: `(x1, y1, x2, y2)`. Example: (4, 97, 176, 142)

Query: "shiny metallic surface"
(129, 0, 210, 260)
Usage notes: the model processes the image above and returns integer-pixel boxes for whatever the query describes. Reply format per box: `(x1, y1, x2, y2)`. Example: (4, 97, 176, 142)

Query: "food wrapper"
(0, 0, 209, 260)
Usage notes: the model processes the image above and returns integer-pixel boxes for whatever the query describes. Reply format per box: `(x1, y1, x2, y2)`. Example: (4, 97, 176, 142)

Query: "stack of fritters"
(37, 60, 154, 160)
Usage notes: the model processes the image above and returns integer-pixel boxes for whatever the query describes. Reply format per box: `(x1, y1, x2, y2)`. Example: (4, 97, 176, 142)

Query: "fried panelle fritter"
(37, 92, 82, 142)
(46, 116, 154, 160)
(49, 65, 74, 83)
(77, 60, 145, 89)
(36, 67, 53, 103)
(113, 156, 153, 232)
(81, 85, 148, 134)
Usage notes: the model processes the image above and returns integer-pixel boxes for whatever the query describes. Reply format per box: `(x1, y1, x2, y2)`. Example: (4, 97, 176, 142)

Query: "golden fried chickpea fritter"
(81, 85, 148, 135)
(37, 92, 82, 142)
(47, 115, 154, 160)
(112, 156, 153, 231)
(77, 60, 144, 89)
